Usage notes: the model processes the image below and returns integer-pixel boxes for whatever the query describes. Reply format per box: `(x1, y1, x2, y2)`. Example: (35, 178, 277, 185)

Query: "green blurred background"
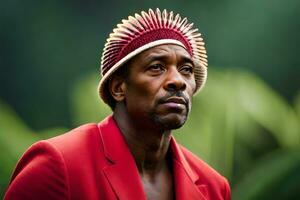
(1, 0, 300, 199)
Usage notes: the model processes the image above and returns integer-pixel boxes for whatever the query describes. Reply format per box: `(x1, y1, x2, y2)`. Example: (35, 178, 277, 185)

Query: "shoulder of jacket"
(46, 123, 100, 148)
(19, 123, 104, 168)
(5, 140, 71, 199)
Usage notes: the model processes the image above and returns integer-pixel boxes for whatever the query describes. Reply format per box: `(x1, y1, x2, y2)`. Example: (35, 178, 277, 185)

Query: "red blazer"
(5, 116, 230, 200)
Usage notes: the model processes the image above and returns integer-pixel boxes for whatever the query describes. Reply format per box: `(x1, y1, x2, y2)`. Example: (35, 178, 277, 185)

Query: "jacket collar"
(98, 115, 207, 200)
(170, 137, 208, 200)
(98, 115, 146, 199)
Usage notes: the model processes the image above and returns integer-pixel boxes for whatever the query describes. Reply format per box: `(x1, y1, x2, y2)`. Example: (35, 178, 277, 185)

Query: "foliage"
(0, 101, 67, 197)
(0, 69, 299, 199)
(232, 149, 300, 200)
(0, 100, 37, 197)
(69, 73, 112, 126)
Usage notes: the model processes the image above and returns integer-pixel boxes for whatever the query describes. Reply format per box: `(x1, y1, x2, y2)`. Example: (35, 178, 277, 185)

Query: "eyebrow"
(144, 53, 194, 65)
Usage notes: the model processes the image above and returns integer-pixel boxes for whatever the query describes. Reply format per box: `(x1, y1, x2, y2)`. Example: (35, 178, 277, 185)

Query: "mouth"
(163, 97, 187, 105)
(159, 96, 188, 111)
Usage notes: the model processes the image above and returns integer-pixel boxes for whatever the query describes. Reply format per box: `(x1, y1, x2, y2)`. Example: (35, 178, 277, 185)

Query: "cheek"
(134, 78, 161, 96)
(185, 79, 196, 108)
(125, 83, 156, 107)
(125, 75, 165, 107)
(186, 78, 196, 95)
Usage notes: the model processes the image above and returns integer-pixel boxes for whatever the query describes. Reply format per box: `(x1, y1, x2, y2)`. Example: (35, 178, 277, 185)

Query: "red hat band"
(102, 29, 192, 75)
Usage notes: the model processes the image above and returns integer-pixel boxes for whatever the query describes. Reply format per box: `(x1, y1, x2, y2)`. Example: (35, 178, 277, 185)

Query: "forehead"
(129, 44, 192, 64)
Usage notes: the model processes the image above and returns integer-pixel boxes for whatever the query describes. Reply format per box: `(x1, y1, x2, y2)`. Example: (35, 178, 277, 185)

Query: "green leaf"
(232, 149, 300, 200)
(69, 72, 112, 126)
(294, 92, 300, 122)
(235, 71, 300, 147)
(0, 100, 38, 157)
(0, 100, 38, 197)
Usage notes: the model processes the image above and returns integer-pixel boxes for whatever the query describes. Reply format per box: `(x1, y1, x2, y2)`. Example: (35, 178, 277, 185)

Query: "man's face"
(122, 44, 196, 130)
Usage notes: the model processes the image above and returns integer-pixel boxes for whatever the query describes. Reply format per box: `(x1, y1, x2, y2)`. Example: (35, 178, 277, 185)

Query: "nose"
(164, 68, 186, 92)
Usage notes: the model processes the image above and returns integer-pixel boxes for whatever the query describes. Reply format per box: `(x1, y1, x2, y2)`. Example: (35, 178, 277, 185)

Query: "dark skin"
(109, 44, 196, 200)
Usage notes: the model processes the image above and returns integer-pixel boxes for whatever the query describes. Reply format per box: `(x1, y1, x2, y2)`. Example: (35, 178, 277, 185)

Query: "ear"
(108, 75, 126, 102)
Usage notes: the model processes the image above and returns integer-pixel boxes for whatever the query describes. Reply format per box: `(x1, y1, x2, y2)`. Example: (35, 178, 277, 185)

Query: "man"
(5, 8, 231, 200)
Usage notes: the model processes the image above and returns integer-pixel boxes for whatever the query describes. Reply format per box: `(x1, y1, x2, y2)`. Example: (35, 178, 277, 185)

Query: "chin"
(153, 114, 188, 130)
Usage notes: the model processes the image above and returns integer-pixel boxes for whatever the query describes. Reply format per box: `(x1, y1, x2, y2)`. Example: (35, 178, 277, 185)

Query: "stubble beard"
(149, 103, 190, 131)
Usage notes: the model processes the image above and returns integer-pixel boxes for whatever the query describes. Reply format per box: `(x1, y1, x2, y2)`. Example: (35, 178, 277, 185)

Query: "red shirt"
(5, 116, 231, 200)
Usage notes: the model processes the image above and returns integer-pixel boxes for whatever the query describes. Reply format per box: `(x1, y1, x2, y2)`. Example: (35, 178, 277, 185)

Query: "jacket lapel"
(98, 116, 146, 200)
(170, 137, 208, 200)
(98, 116, 207, 200)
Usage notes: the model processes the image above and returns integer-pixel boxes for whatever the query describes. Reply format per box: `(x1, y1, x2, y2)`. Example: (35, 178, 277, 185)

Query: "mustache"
(157, 91, 190, 107)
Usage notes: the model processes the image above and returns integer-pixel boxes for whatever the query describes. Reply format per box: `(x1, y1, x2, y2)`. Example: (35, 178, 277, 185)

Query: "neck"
(113, 103, 172, 176)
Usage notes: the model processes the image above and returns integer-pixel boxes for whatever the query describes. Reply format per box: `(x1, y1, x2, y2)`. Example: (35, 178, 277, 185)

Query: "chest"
(141, 172, 174, 200)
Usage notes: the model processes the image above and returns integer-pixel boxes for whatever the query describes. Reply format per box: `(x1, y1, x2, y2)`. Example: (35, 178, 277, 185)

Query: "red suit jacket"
(5, 116, 231, 200)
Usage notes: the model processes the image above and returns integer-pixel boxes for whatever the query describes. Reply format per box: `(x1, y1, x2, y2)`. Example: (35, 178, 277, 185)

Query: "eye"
(147, 64, 165, 74)
(180, 65, 194, 75)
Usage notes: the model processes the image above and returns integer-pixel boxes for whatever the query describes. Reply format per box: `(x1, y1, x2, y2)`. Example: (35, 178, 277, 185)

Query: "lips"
(163, 97, 187, 105)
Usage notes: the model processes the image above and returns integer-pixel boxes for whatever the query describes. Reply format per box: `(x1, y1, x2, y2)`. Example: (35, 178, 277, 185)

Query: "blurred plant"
(69, 72, 112, 126)
(0, 100, 67, 197)
(0, 68, 299, 199)
(0, 100, 37, 196)
(232, 149, 300, 200)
